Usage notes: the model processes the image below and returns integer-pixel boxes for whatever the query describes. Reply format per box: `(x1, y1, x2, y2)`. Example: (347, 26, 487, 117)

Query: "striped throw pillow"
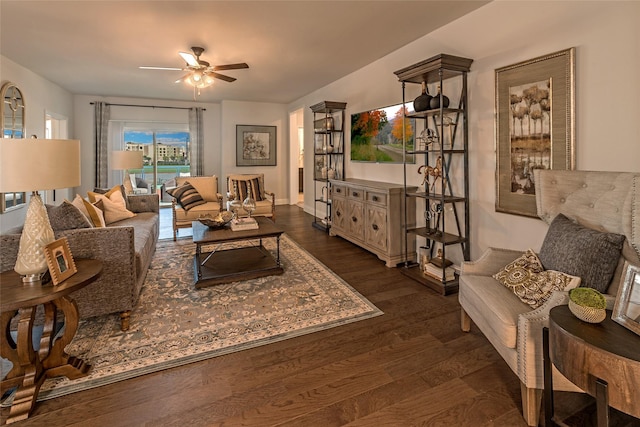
(167, 183, 206, 210)
(232, 178, 264, 201)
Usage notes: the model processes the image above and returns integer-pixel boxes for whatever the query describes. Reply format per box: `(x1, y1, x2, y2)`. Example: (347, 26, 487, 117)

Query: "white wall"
(290, 0, 640, 264)
(0, 56, 75, 231)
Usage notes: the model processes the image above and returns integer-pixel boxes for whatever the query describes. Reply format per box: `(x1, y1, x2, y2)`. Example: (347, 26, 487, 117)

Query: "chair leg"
(520, 382, 542, 427)
(461, 307, 471, 332)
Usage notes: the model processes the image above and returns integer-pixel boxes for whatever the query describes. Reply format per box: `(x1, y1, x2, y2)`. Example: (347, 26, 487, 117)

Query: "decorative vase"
(242, 181, 257, 218)
(413, 81, 431, 112)
(327, 168, 336, 180)
(429, 85, 450, 110)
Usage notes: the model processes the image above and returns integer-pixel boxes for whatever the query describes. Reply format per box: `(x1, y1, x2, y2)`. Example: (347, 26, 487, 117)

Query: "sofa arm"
(0, 234, 21, 272)
(461, 247, 523, 276)
(128, 194, 159, 213)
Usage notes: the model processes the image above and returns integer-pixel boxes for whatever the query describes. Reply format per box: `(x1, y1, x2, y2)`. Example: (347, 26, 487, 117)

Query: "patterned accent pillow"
(166, 183, 206, 210)
(493, 249, 581, 309)
(45, 201, 92, 231)
(538, 213, 625, 292)
(232, 178, 264, 201)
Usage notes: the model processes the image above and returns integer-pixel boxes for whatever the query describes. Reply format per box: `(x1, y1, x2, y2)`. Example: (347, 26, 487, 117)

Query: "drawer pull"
(352, 216, 358, 222)
(372, 224, 379, 231)
(352, 192, 359, 197)
(336, 188, 342, 193)
(336, 210, 341, 217)
(372, 196, 379, 202)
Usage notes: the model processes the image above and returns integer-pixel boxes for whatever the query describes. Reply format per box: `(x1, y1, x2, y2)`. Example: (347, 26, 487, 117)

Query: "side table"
(1, 259, 102, 424)
(543, 305, 640, 426)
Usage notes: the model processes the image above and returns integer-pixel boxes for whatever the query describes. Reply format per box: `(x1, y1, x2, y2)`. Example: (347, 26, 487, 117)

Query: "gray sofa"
(0, 194, 160, 331)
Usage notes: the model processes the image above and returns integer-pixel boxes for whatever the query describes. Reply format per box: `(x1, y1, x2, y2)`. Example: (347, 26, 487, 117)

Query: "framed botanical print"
(495, 48, 575, 217)
(236, 125, 277, 166)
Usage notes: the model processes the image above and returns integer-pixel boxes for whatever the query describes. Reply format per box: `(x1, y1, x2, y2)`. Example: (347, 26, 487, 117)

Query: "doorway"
(289, 108, 304, 208)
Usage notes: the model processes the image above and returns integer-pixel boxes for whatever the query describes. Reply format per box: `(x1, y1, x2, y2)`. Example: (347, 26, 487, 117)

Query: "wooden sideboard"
(329, 178, 416, 267)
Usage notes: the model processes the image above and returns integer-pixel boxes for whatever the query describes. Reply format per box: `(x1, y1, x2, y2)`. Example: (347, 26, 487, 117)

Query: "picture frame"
(612, 264, 640, 336)
(236, 125, 277, 166)
(495, 48, 575, 217)
(44, 237, 77, 285)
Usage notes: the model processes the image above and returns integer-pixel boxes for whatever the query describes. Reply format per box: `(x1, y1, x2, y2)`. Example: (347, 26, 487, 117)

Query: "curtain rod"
(90, 102, 205, 111)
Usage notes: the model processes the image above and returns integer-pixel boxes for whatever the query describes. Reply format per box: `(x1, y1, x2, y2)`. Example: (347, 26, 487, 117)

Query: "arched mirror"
(1, 81, 27, 213)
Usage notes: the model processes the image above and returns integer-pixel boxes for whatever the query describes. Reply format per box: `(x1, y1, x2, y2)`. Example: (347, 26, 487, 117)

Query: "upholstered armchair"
(458, 170, 640, 426)
(169, 175, 223, 240)
(226, 173, 276, 221)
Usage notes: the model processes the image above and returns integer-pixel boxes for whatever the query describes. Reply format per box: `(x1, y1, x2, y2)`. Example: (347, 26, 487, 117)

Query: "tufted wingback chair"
(458, 170, 640, 426)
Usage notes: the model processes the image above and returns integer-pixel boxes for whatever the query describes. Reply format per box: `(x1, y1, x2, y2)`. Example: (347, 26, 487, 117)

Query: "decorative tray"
(197, 211, 234, 229)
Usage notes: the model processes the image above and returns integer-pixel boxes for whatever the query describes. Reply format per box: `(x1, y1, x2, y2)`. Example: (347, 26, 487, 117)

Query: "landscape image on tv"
(350, 103, 415, 163)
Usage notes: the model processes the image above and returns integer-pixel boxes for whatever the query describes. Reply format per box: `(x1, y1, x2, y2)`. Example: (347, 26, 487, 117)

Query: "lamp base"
(14, 192, 55, 280)
(21, 273, 44, 283)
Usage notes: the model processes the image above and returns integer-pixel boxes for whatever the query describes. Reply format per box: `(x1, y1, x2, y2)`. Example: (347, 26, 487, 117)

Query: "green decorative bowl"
(568, 288, 607, 323)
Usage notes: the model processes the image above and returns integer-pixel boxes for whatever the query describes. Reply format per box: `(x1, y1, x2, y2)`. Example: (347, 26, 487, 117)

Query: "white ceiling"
(1, 1, 488, 104)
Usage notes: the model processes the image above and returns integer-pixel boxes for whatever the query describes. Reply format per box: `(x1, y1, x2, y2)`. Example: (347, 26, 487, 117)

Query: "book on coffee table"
(230, 217, 259, 231)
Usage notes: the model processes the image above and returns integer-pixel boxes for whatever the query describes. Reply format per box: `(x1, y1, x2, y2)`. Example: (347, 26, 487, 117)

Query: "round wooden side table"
(544, 305, 640, 426)
(1, 259, 102, 424)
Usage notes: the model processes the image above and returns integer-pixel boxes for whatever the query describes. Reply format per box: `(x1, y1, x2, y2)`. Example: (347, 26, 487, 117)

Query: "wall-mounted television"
(350, 102, 415, 163)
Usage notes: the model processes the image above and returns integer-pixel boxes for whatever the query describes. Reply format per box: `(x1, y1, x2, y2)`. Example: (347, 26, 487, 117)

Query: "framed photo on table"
(495, 48, 575, 217)
(612, 264, 640, 336)
(236, 125, 277, 166)
(44, 237, 77, 285)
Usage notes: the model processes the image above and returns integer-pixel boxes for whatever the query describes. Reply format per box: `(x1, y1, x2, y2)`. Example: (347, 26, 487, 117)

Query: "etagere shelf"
(394, 54, 473, 295)
(310, 101, 347, 232)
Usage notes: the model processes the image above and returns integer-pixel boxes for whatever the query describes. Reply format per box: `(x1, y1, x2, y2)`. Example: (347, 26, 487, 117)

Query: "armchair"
(459, 170, 640, 426)
(170, 175, 223, 240)
(226, 173, 276, 221)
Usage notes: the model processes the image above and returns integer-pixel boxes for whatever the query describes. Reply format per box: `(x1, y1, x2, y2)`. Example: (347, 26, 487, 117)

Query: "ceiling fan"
(140, 46, 249, 90)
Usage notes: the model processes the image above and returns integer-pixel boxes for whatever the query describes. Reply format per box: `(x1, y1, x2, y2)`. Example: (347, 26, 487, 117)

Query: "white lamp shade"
(112, 150, 143, 170)
(0, 139, 81, 193)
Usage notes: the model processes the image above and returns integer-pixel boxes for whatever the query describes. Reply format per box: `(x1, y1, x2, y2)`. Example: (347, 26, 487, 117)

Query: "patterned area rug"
(3, 234, 382, 403)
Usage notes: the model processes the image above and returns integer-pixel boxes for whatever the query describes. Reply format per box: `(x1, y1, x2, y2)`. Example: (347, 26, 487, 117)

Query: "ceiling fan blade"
(208, 71, 236, 82)
(213, 63, 249, 71)
(179, 51, 200, 67)
(139, 66, 183, 71)
(174, 73, 192, 84)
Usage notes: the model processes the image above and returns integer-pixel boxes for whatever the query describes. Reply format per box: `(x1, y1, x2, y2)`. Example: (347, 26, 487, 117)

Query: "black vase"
(413, 81, 431, 112)
(429, 85, 450, 110)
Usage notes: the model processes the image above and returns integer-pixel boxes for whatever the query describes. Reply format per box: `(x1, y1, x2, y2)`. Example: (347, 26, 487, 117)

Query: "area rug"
(3, 234, 382, 404)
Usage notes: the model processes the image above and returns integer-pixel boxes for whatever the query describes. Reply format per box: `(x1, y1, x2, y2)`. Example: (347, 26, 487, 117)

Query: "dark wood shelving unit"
(310, 101, 346, 232)
(394, 53, 472, 295)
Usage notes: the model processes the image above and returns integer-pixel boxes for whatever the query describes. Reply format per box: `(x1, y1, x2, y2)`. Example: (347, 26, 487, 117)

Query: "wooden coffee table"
(192, 217, 285, 288)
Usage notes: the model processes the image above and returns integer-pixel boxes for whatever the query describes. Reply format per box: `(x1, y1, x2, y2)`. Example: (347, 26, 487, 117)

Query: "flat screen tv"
(350, 103, 415, 163)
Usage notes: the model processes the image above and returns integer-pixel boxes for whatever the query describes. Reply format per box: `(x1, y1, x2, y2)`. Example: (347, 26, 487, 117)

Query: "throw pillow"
(493, 249, 581, 309)
(83, 199, 106, 227)
(538, 213, 625, 293)
(166, 183, 206, 211)
(232, 178, 264, 201)
(93, 193, 136, 224)
(46, 201, 92, 231)
(91, 185, 130, 210)
(71, 194, 94, 227)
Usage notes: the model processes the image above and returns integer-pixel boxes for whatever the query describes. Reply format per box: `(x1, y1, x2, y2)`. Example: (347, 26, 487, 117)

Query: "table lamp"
(0, 139, 81, 282)
(112, 150, 143, 193)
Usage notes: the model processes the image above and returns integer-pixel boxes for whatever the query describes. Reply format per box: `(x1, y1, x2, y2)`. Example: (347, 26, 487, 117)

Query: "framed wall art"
(495, 48, 575, 217)
(236, 125, 277, 166)
(44, 237, 77, 285)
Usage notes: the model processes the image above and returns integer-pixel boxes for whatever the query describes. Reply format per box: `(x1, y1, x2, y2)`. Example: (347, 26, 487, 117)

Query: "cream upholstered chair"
(226, 173, 276, 221)
(169, 175, 223, 240)
(458, 170, 640, 426)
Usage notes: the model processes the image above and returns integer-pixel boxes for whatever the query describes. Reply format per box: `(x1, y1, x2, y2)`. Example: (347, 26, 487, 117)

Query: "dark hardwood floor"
(3, 205, 636, 426)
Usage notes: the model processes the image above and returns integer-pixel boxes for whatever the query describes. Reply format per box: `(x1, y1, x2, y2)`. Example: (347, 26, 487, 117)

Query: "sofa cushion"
(91, 185, 130, 210)
(93, 193, 137, 224)
(46, 201, 92, 231)
(108, 212, 158, 280)
(83, 199, 106, 227)
(493, 249, 581, 309)
(174, 201, 222, 223)
(539, 213, 625, 292)
(167, 183, 206, 211)
(459, 274, 530, 349)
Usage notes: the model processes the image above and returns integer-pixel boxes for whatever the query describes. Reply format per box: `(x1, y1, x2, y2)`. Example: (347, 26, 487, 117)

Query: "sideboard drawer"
(366, 191, 387, 206)
(332, 184, 346, 198)
(348, 187, 365, 201)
